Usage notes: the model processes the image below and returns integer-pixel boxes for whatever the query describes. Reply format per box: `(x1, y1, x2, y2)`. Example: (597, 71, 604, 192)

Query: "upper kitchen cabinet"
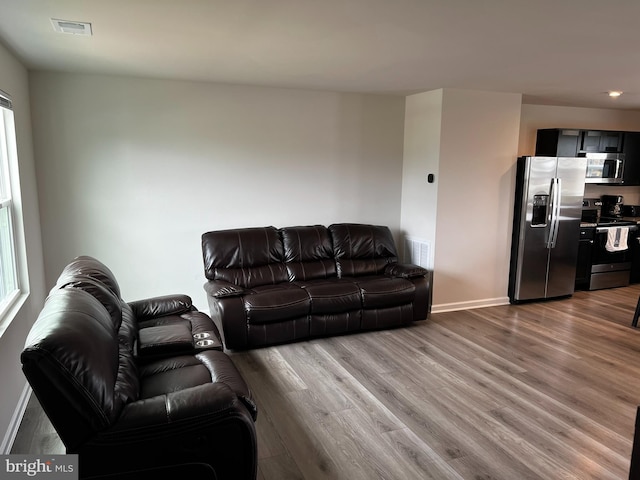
(534, 128, 640, 185)
(579, 130, 623, 154)
(535, 128, 625, 156)
(535, 128, 580, 156)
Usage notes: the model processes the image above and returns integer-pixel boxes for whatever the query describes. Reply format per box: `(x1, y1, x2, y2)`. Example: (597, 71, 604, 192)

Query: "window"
(0, 91, 19, 314)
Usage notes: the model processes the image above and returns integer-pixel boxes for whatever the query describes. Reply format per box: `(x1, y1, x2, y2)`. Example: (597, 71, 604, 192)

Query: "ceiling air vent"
(50, 18, 92, 36)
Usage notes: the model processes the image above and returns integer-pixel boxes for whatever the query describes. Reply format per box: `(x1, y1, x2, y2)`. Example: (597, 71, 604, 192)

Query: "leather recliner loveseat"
(21, 256, 258, 479)
(202, 223, 431, 350)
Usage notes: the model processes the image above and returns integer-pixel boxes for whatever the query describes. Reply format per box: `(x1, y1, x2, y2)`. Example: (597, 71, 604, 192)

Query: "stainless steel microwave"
(580, 152, 625, 184)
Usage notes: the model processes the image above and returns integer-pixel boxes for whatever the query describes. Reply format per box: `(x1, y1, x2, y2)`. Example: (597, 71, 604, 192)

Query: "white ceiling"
(1, 0, 640, 109)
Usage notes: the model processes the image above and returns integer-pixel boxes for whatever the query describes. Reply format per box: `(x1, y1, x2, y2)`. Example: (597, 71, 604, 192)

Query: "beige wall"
(0, 42, 45, 452)
(402, 89, 523, 312)
(435, 89, 522, 309)
(29, 72, 406, 307)
(421, 99, 640, 312)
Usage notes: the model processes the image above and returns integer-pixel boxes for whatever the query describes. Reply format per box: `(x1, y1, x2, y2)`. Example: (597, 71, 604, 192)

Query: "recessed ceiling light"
(608, 91, 623, 98)
(50, 18, 92, 36)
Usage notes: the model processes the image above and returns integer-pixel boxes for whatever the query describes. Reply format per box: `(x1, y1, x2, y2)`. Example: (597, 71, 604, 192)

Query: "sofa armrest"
(385, 263, 428, 279)
(207, 295, 248, 350)
(204, 280, 245, 298)
(137, 323, 195, 358)
(114, 383, 253, 430)
(128, 294, 193, 320)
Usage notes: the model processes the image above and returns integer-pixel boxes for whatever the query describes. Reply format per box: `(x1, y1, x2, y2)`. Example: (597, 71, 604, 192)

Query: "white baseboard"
(1, 382, 31, 454)
(431, 297, 510, 314)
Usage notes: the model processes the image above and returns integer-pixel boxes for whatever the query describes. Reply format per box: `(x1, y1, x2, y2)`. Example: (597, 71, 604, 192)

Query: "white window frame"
(0, 90, 21, 324)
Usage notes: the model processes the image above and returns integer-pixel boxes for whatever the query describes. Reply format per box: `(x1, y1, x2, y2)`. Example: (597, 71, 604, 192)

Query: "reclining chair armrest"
(204, 280, 245, 298)
(128, 294, 193, 320)
(384, 263, 428, 279)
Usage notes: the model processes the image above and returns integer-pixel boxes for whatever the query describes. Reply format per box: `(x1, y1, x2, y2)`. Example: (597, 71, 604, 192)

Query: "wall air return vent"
(0, 90, 11, 110)
(404, 236, 430, 269)
(51, 19, 92, 36)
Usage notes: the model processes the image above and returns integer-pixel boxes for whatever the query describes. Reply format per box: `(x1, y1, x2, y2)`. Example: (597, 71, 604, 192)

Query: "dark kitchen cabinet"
(575, 227, 594, 290)
(632, 235, 640, 283)
(535, 129, 580, 156)
(622, 131, 640, 185)
(535, 127, 640, 185)
(580, 130, 623, 153)
(535, 128, 625, 157)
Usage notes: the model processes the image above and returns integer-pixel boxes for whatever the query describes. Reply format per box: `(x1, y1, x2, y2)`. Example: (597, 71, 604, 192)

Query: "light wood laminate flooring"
(12, 285, 640, 479)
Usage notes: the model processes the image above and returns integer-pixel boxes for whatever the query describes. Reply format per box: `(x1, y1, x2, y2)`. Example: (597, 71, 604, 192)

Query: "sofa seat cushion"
(138, 350, 257, 420)
(352, 276, 415, 308)
(296, 279, 362, 314)
(138, 355, 211, 399)
(244, 284, 310, 324)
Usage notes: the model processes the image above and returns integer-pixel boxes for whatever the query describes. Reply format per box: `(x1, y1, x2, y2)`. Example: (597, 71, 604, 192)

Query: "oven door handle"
(596, 226, 638, 233)
(547, 178, 561, 248)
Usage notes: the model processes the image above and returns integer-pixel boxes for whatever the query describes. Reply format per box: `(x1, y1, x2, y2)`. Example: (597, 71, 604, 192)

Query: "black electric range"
(576, 216, 639, 291)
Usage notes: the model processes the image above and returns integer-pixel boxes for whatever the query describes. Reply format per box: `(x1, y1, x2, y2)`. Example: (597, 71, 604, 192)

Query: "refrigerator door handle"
(547, 177, 562, 248)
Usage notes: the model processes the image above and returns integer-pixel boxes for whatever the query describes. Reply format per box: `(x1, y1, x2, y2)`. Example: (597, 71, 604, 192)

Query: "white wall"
(400, 89, 442, 268)
(29, 72, 406, 309)
(0, 42, 46, 452)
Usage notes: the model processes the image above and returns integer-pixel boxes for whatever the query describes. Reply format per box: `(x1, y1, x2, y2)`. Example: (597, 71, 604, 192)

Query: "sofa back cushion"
(54, 255, 122, 298)
(55, 276, 124, 331)
(52, 256, 126, 334)
(56, 277, 138, 350)
(280, 225, 337, 281)
(329, 223, 399, 277)
(21, 288, 138, 450)
(202, 226, 288, 288)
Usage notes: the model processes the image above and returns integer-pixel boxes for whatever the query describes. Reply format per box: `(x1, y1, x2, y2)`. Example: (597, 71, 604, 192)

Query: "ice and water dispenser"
(532, 194, 549, 226)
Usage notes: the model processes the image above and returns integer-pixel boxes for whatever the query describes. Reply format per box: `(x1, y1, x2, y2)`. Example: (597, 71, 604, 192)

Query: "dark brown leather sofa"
(21, 256, 258, 480)
(202, 223, 431, 350)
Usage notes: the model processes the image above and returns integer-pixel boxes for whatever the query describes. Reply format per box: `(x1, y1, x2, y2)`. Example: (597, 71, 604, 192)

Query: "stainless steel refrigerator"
(508, 156, 587, 303)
